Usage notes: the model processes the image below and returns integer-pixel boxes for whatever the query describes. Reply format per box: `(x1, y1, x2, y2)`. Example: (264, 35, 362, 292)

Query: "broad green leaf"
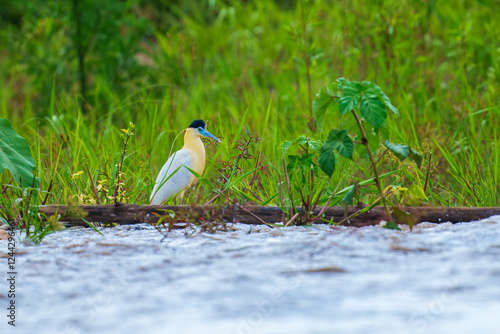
(339, 96, 359, 116)
(319, 145, 336, 177)
(323, 129, 354, 160)
(312, 83, 339, 130)
(360, 96, 387, 131)
(300, 153, 318, 176)
(361, 81, 400, 116)
(286, 153, 318, 176)
(383, 140, 410, 161)
(339, 81, 362, 115)
(308, 139, 323, 152)
(408, 148, 423, 168)
(0, 118, 37, 187)
(281, 140, 293, 152)
(295, 135, 308, 145)
(379, 90, 400, 116)
(300, 153, 315, 167)
(360, 81, 382, 97)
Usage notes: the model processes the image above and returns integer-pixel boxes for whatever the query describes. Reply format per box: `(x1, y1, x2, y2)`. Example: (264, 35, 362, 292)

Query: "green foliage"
(360, 96, 386, 132)
(317, 146, 335, 179)
(320, 129, 354, 177)
(0, 182, 54, 244)
(384, 140, 422, 168)
(283, 135, 322, 180)
(312, 82, 341, 131)
(0, 118, 37, 187)
(0, 0, 498, 232)
(339, 81, 362, 116)
(281, 135, 322, 153)
(333, 79, 398, 130)
(317, 78, 408, 177)
(287, 154, 318, 176)
(315, 78, 423, 222)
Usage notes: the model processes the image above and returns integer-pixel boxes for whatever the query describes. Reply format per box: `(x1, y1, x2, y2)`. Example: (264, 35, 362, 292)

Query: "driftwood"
(36, 204, 500, 228)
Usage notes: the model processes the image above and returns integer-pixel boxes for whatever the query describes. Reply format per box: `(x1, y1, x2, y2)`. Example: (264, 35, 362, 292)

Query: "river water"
(1, 216, 500, 334)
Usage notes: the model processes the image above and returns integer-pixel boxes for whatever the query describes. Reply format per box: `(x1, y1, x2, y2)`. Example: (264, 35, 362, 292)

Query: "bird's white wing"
(149, 149, 194, 204)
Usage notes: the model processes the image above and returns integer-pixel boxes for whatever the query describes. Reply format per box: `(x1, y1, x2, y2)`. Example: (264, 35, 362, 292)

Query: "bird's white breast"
(149, 149, 196, 204)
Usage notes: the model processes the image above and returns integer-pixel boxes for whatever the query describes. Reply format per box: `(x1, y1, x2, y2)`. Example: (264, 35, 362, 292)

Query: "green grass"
(1, 0, 500, 226)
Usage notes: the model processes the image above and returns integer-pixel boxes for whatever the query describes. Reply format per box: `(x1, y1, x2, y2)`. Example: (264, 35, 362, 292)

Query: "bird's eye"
(197, 127, 204, 132)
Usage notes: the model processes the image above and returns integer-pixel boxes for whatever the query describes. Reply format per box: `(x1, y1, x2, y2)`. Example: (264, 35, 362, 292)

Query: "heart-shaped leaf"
(360, 96, 387, 131)
(323, 129, 354, 160)
(319, 146, 336, 177)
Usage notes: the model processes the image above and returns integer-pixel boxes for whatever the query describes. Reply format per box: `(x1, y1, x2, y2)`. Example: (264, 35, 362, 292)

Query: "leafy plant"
(0, 182, 53, 244)
(1, 0, 499, 215)
(0, 118, 38, 188)
(279, 135, 326, 224)
(0, 118, 64, 242)
(314, 78, 423, 221)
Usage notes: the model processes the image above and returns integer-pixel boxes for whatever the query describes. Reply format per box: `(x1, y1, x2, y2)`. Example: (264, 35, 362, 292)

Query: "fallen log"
(36, 204, 500, 228)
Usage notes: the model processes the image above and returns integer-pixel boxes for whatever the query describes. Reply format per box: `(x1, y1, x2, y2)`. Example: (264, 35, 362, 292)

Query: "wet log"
(36, 204, 500, 227)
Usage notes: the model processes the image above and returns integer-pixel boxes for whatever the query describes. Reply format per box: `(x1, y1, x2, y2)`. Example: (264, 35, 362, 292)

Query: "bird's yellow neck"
(183, 128, 206, 175)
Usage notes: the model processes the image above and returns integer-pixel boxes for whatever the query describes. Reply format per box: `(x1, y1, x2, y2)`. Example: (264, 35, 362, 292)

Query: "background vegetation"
(1, 0, 499, 218)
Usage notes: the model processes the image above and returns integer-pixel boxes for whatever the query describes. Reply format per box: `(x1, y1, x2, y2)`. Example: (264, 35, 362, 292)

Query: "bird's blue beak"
(198, 127, 221, 143)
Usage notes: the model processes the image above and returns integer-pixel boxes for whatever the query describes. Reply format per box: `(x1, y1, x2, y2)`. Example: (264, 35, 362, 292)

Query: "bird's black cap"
(188, 119, 206, 129)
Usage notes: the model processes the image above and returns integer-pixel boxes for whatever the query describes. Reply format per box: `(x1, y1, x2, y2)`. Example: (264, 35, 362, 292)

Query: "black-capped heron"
(149, 120, 221, 205)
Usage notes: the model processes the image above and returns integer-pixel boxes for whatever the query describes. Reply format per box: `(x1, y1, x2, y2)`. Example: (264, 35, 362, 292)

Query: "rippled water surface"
(2, 216, 500, 334)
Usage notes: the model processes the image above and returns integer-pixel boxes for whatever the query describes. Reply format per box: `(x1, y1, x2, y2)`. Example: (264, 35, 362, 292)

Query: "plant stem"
(424, 153, 432, 192)
(42, 179, 53, 205)
(350, 110, 392, 220)
(282, 158, 294, 219)
(113, 136, 131, 204)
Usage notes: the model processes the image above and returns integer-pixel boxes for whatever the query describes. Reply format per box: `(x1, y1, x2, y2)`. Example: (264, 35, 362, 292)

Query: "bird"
(149, 119, 221, 205)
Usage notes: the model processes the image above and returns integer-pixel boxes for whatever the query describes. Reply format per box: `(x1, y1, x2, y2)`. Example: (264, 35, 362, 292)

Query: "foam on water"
(2, 216, 500, 334)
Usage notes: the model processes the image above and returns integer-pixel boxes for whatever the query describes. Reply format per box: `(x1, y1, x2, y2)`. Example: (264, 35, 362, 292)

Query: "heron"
(149, 119, 221, 205)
